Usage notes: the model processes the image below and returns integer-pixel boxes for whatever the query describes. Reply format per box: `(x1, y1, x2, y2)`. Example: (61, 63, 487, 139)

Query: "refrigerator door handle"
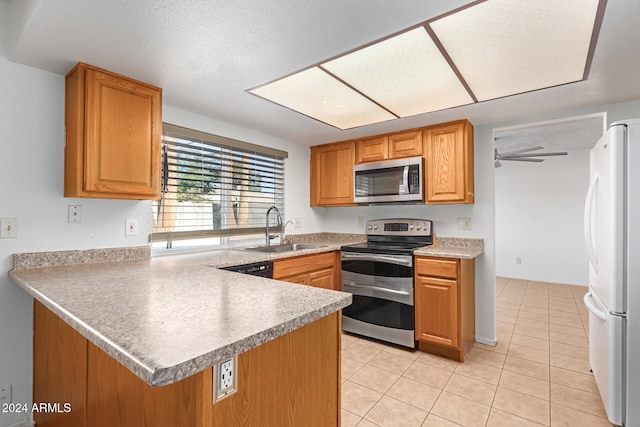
(584, 172, 599, 273)
(584, 291, 607, 321)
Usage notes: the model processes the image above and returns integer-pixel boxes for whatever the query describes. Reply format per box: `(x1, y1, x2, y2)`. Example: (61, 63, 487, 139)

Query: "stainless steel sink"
(243, 244, 327, 253)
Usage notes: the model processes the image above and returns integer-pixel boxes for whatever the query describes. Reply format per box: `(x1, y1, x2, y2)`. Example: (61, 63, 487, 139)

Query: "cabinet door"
(356, 135, 388, 163)
(425, 121, 474, 204)
(389, 130, 422, 159)
(308, 267, 336, 290)
(278, 273, 309, 286)
(310, 142, 355, 206)
(415, 276, 459, 348)
(273, 252, 337, 280)
(83, 67, 161, 198)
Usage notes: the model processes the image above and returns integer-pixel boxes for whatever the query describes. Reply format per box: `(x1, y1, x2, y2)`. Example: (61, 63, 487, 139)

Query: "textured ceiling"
(494, 114, 605, 155)
(5, 0, 640, 145)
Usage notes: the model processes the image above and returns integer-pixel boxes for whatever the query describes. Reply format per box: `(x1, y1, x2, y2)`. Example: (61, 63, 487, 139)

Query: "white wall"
(0, 3, 316, 425)
(495, 150, 591, 285)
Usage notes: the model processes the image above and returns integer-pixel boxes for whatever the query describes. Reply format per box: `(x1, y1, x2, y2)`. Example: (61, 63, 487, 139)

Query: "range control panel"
(366, 218, 432, 236)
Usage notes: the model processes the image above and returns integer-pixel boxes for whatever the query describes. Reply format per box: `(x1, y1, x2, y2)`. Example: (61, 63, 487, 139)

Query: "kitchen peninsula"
(9, 245, 352, 427)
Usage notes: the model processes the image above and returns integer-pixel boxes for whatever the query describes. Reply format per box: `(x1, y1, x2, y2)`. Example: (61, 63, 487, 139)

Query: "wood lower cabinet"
(65, 62, 162, 200)
(33, 301, 341, 427)
(424, 120, 474, 204)
(310, 141, 356, 206)
(414, 256, 475, 361)
(273, 251, 339, 291)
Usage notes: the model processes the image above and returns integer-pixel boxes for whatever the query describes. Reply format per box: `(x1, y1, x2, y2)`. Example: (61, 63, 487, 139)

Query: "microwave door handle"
(403, 165, 409, 194)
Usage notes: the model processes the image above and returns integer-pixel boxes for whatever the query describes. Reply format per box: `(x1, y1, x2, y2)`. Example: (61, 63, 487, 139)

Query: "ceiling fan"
(494, 146, 568, 168)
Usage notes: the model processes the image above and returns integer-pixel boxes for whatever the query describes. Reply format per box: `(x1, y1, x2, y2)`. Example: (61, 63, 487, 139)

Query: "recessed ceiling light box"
(248, 0, 606, 130)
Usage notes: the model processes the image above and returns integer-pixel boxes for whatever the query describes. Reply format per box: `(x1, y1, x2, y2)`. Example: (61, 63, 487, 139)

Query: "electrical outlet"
(516, 257, 522, 264)
(0, 383, 12, 404)
(219, 359, 234, 390)
(294, 217, 302, 228)
(125, 219, 138, 236)
(357, 216, 363, 227)
(68, 205, 82, 223)
(214, 356, 237, 402)
(0, 218, 18, 239)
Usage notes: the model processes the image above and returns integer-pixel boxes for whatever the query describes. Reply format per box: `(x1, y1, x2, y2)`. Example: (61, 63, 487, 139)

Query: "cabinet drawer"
(415, 257, 458, 279)
(273, 252, 336, 279)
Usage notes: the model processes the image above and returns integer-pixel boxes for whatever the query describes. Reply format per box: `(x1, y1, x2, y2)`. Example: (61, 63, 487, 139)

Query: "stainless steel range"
(340, 218, 433, 348)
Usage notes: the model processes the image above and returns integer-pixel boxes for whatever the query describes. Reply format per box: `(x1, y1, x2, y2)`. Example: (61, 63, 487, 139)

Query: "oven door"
(341, 251, 415, 348)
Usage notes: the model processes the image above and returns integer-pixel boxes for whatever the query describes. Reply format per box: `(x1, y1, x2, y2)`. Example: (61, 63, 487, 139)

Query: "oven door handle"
(341, 252, 412, 266)
(345, 282, 411, 296)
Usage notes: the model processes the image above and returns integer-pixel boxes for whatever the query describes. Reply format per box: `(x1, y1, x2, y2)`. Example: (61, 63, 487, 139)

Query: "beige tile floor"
(341, 277, 615, 427)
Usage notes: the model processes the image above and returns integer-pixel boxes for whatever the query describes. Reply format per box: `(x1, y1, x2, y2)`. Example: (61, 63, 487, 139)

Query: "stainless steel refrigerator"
(584, 119, 640, 426)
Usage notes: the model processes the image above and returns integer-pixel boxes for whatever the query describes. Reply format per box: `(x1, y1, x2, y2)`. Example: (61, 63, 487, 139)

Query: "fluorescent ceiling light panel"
(429, 0, 601, 101)
(322, 28, 474, 118)
(249, 67, 395, 129)
(247, 0, 604, 129)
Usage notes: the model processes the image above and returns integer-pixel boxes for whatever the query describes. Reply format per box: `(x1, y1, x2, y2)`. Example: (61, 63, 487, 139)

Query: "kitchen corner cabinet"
(65, 62, 162, 199)
(310, 141, 356, 206)
(273, 251, 340, 291)
(424, 120, 474, 204)
(414, 256, 475, 362)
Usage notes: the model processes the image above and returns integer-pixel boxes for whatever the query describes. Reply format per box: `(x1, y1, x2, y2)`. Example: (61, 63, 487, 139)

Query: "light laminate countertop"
(10, 252, 351, 387)
(9, 234, 482, 387)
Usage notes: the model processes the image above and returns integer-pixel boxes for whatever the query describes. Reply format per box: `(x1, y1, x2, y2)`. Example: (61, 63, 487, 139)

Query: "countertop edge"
(149, 296, 351, 386)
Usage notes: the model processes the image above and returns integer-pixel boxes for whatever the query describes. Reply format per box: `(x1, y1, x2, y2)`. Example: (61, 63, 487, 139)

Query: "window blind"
(151, 124, 287, 246)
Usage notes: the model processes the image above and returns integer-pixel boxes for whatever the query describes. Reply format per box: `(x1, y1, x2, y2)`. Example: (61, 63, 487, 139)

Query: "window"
(151, 124, 287, 250)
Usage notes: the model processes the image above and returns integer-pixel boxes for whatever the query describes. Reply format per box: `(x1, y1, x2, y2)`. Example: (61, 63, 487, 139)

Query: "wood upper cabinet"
(389, 130, 422, 159)
(414, 256, 475, 362)
(310, 120, 473, 207)
(424, 120, 474, 204)
(355, 130, 422, 164)
(310, 141, 356, 206)
(273, 251, 339, 291)
(356, 135, 388, 163)
(65, 62, 162, 199)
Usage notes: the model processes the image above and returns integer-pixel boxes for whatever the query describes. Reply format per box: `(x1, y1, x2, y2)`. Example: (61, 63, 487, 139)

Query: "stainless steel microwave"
(353, 157, 423, 204)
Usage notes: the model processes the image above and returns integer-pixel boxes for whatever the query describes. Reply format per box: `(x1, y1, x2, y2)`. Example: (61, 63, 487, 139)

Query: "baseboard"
(475, 336, 497, 346)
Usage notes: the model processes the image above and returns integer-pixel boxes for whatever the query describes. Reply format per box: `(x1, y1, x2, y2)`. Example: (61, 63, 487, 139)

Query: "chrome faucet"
(265, 206, 282, 246)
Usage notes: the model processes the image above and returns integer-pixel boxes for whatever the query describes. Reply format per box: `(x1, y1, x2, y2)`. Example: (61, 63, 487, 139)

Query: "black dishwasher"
(220, 260, 273, 278)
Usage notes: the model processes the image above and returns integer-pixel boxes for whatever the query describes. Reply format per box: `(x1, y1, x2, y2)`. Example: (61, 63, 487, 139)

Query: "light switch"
(0, 218, 18, 238)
